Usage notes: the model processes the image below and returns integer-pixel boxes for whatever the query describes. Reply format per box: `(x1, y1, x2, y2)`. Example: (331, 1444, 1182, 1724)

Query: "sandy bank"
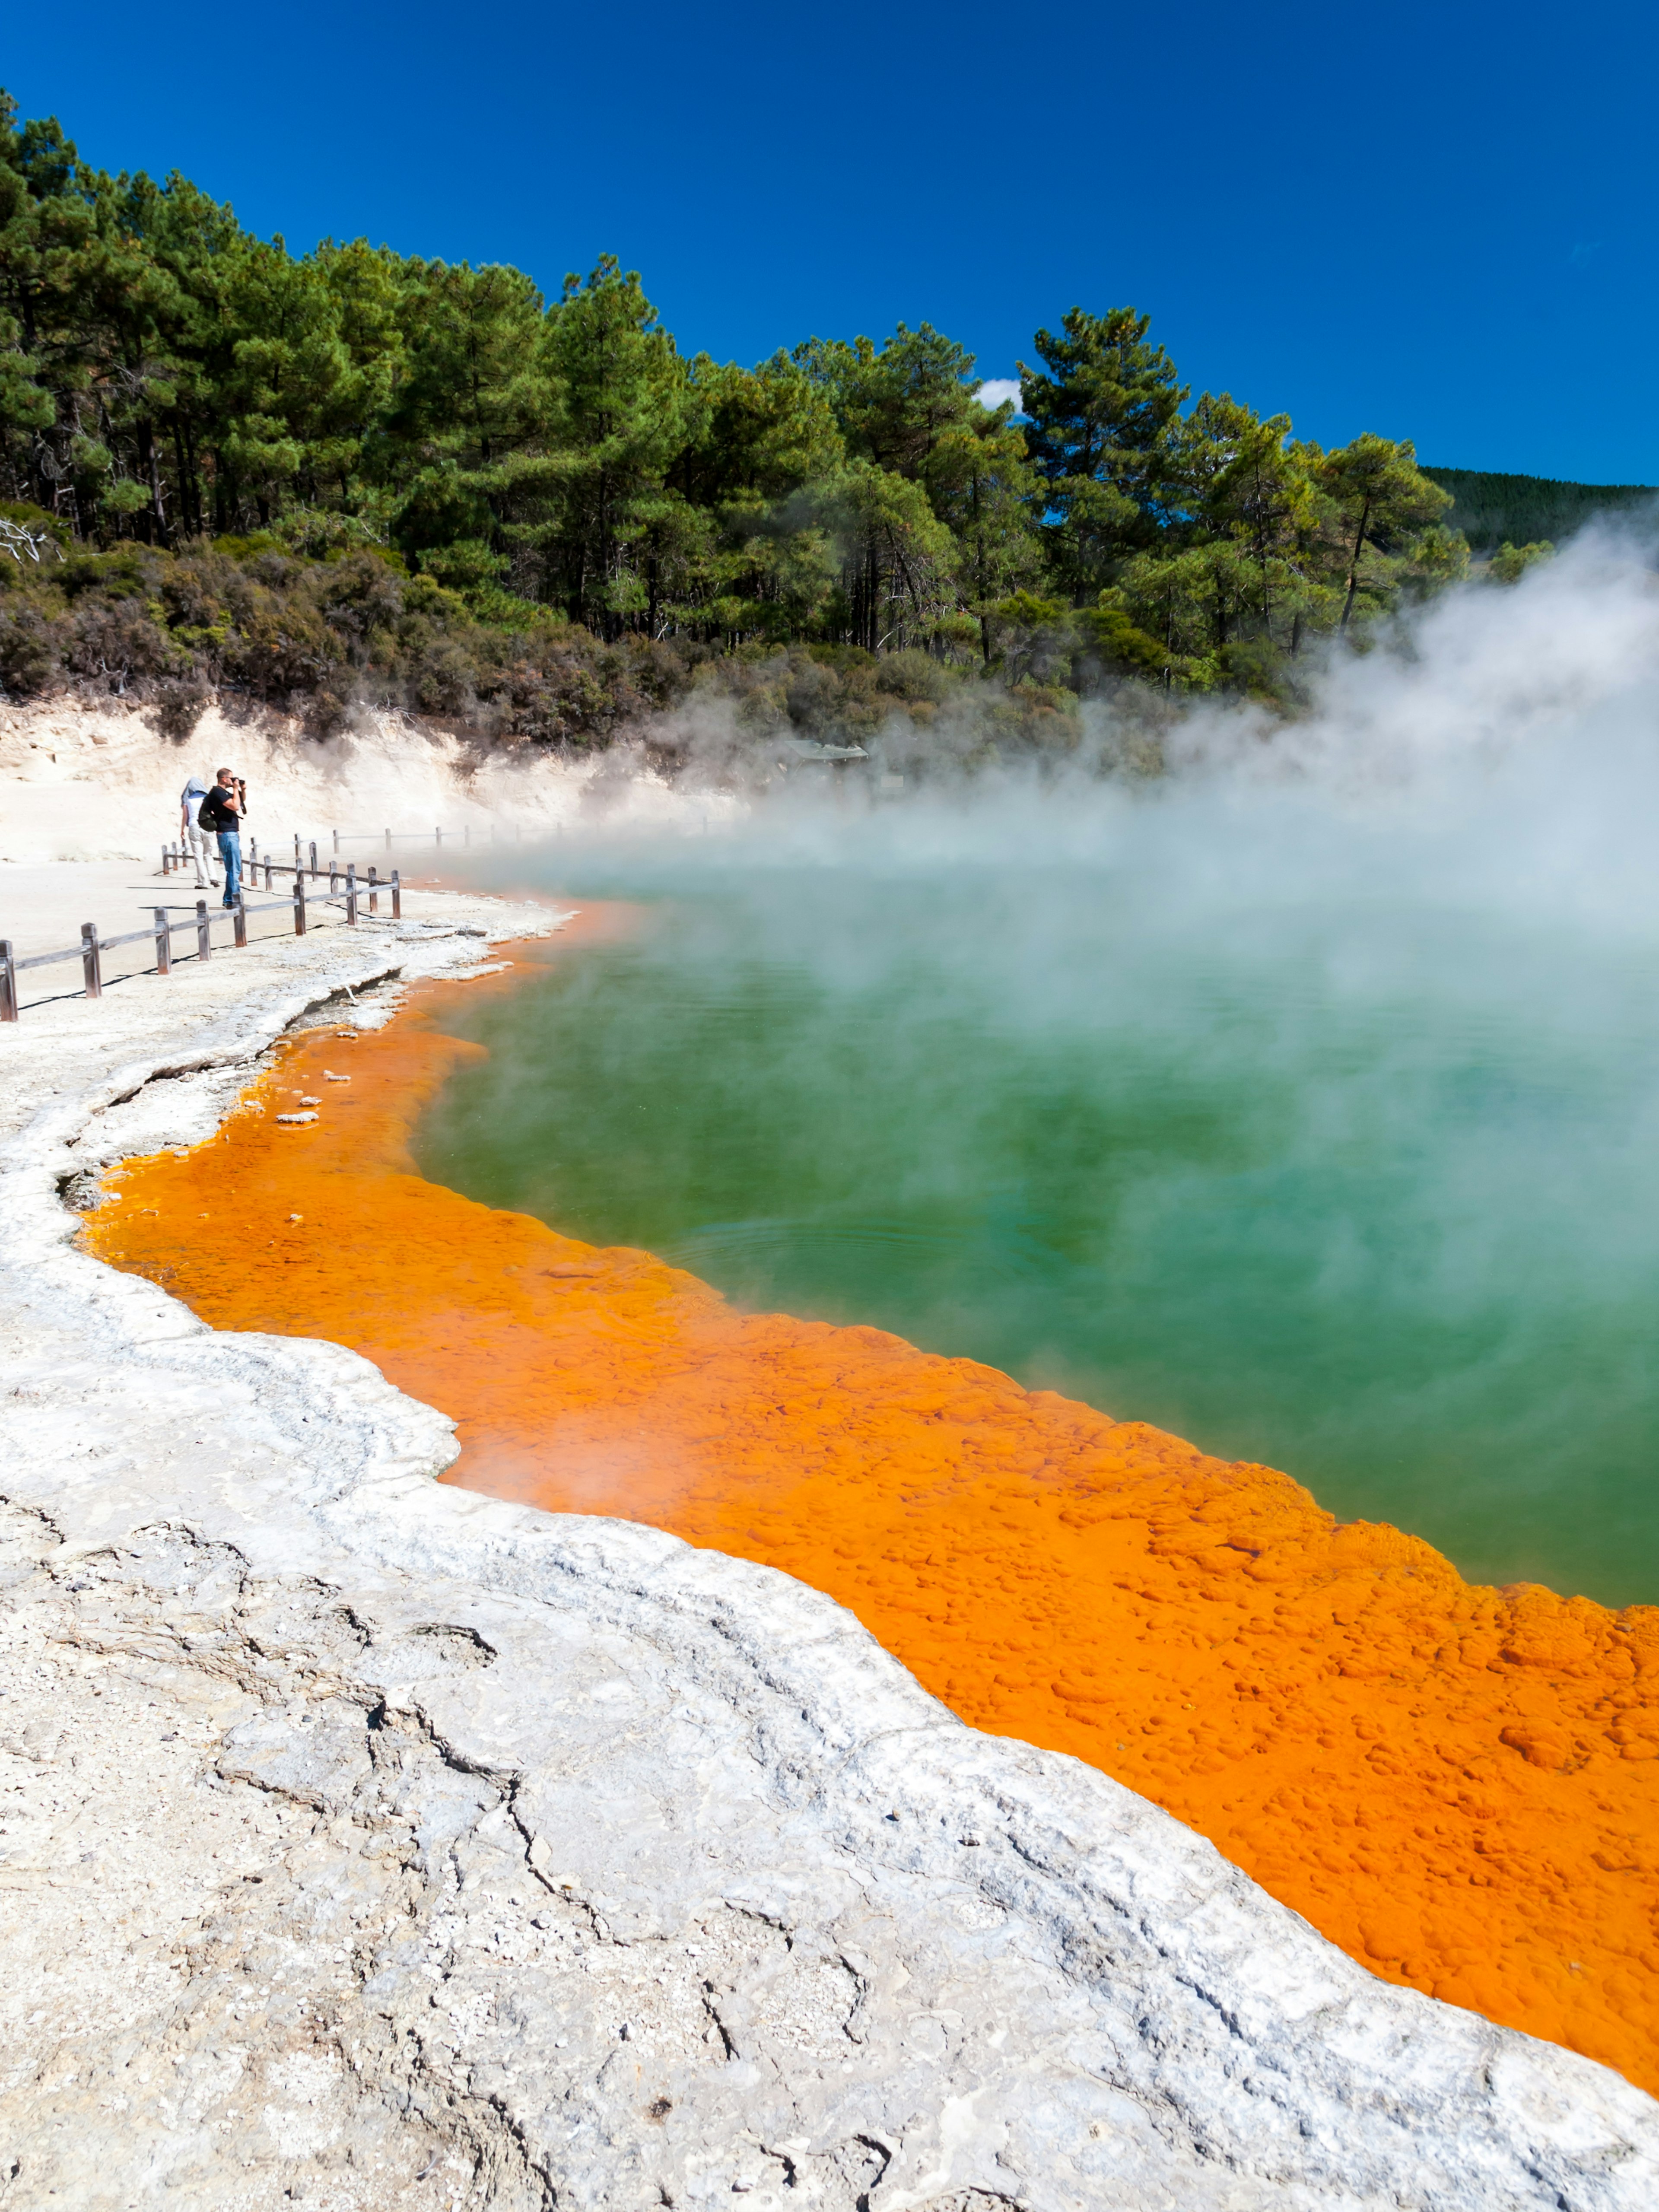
(0, 872, 1655, 2206)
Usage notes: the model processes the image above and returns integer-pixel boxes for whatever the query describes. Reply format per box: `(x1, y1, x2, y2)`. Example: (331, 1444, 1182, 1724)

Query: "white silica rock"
(0, 886, 1655, 2212)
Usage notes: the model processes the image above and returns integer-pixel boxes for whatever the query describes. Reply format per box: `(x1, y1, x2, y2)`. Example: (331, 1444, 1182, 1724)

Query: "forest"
(0, 91, 1565, 758)
(1422, 467, 1651, 554)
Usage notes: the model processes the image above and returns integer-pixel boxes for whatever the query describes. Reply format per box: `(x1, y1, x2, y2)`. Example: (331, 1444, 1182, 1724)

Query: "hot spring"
(84, 533, 1659, 2079)
(422, 533, 1659, 1609)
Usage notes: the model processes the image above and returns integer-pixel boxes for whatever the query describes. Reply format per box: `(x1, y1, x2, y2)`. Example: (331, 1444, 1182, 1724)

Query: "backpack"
(197, 793, 219, 830)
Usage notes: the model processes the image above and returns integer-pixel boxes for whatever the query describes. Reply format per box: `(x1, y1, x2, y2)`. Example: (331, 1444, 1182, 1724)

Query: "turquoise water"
(415, 860, 1659, 1608)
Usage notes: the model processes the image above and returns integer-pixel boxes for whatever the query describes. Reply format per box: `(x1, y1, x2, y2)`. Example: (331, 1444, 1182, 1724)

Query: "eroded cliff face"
(82, 975, 1659, 2099)
(0, 696, 714, 867)
(2, 890, 1656, 2209)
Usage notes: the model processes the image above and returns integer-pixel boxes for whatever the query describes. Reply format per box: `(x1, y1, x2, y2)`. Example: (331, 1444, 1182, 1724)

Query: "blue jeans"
(218, 832, 242, 906)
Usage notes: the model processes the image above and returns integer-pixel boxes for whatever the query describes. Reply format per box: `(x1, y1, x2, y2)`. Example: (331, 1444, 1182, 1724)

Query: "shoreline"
(2, 871, 1657, 2204)
(75, 913, 1659, 2099)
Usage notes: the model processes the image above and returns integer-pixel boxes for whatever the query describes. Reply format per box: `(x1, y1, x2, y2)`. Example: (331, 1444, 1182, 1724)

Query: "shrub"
(150, 680, 210, 741)
(64, 602, 177, 693)
(226, 596, 343, 702)
(0, 604, 60, 696)
(0, 526, 1120, 770)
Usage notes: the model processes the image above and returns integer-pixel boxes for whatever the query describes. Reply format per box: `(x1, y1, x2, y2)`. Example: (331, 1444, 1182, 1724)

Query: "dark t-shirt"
(200, 784, 243, 834)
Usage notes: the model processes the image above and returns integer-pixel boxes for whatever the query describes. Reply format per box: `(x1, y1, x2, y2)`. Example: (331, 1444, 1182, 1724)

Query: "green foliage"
(1486, 539, 1554, 584)
(1079, 597, 1178, 683)
(0, 86, 1524, 747)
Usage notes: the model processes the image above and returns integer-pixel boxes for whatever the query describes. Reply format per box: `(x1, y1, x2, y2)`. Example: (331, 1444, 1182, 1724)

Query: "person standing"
(179, 773, 220, 891)
(198, 768, 246, 909)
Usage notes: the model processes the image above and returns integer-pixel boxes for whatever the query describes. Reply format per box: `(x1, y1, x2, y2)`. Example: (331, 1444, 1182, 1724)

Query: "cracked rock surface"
(1, 885, 1657, 2210)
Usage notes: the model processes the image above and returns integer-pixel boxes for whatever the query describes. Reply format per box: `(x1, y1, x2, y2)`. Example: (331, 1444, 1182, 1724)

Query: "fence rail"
(163, 840, 410, 902)
(163, 820, 518, 887)
(0, 866, 402, 1023)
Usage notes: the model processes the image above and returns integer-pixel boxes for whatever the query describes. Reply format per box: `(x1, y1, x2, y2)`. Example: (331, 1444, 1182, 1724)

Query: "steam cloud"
(448, 523, 1659, 1606)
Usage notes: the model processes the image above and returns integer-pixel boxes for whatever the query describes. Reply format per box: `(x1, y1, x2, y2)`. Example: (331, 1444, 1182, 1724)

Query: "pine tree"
(539, 257, 688, 633)
(1314, 433, 1451, 629)
(1018, 307, 1187, 599)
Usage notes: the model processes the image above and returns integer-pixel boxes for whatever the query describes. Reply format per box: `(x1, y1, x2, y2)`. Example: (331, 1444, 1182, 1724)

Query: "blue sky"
(7, 0, 1656, 482)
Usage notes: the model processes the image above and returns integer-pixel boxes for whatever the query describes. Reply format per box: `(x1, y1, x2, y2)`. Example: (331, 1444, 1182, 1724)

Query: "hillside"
(1422, 467, 1655, 550)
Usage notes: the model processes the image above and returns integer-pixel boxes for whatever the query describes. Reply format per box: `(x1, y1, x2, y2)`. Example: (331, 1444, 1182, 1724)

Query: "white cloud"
(976, 378, 1024, 414)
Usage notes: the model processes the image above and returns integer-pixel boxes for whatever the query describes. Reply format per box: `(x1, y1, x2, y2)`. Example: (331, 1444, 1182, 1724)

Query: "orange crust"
(83, 948, 1659, 2092)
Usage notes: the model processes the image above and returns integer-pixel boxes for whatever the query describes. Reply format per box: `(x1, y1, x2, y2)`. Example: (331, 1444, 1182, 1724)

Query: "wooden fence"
(0, 862, 401, 1023)
(161, 820, 519, 884)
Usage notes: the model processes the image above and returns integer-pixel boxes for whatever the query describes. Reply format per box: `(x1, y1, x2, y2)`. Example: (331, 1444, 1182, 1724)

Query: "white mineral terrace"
(1, 858, 1656, 2211)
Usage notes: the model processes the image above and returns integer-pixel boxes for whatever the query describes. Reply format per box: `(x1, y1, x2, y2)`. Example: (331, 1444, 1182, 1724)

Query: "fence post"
(0, 941, 16, 1023)
(264, 857, 273, 891)
(195, 900, 211, 962)
(294, 833, 302, 875)
(153, 908, 172, 976)
(249, 834, 258, 865)
(333, 830, 340, 855)
(385, 827, 391, 851)
(346, 863, 358, 925)
(329, 858, 339, 896)
(233, 895, 248, 950)
(81, 922, 102, 1000)
(391, 870, 401, 920)
(162, 843, 172, 877)
(293, 875, 307, 936)
(309, 839, 319, 881)
(435, 826, 443, 850)
(368, 864, 379, 916)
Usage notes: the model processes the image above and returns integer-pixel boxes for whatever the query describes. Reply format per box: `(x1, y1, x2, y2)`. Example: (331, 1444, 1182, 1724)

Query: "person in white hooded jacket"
(179, 773, 220, 889)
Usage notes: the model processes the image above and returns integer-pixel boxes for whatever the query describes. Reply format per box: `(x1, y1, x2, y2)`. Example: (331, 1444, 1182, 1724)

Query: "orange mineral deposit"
(85, 951, 1659, 2094)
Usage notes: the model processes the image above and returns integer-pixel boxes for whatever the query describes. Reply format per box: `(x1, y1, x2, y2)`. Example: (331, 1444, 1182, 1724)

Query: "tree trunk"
(172, 422, 193, 538)
(140, 420, 168, 546)
(188, 424, 204, 537)
(1340, 494, 1372, 632)
(972, 474, 992, 667)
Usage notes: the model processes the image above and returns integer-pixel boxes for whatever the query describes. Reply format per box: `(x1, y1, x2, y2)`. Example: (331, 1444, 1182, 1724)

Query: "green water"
(415, 871, 1659, 1607)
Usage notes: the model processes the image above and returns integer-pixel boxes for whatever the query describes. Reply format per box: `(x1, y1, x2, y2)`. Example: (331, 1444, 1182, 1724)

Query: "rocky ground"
(1, 871, 1656, 2210)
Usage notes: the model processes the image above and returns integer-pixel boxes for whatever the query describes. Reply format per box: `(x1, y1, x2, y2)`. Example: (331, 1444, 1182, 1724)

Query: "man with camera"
(197, 768, 247, 909)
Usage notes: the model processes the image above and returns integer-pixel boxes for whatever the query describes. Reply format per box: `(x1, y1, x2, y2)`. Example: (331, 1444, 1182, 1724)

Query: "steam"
(436, 524, 1659, 1606)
